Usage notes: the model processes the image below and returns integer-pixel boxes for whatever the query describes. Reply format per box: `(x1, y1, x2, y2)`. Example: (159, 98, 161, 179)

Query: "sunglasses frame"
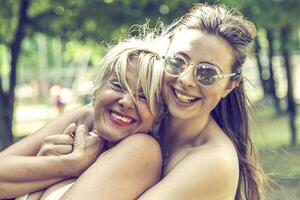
(163, 55, 239, 87)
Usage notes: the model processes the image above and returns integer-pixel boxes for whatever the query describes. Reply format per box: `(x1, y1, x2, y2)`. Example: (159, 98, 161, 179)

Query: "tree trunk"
(0, 0, 30, 151)
(281, 26, 297, 147)
(266, 29, 282, 113)
(254, 37, 269, 96)
(0, 77, 13, 150)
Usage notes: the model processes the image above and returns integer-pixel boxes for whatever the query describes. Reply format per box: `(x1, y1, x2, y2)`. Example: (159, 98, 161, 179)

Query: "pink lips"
(108, 110, 135, 127)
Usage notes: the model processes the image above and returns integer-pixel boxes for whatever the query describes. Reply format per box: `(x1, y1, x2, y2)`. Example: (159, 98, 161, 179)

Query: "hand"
(37, 123, 76, 156)
(68, 124, 105, 174)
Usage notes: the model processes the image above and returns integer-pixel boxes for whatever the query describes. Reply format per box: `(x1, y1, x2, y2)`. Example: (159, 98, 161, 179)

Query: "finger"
(54, 144, 73, 154)
(73, 125, 88, 150)
(89, 131, 106, 153)
(89, 132, 104, 145)
(44, 144, 73, 156)
(44, 134, 74, 145)
(64, 123, 77, 138)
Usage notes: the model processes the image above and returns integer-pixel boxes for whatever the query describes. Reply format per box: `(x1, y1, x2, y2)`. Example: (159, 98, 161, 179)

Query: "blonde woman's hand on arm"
(59, 134, 162, 200)
(26, 123, 79, 200)
(0, 106, 96, 198)
(37, 123, 77, 156)
(27, 124, 105, 200)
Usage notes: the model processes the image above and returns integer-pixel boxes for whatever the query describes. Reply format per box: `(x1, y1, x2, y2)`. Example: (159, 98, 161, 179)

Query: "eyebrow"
(174, 51, 222, 70)
(175, 51, 190, 61)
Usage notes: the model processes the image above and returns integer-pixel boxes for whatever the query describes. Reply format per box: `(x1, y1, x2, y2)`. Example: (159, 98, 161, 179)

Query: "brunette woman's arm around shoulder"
(0, 105, 95, 198)
(60, 134, 162, 200)
(137, 143, 239, 200)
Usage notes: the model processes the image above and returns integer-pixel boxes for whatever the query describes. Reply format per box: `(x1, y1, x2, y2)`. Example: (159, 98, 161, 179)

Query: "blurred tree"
(280, 26, 297, 147)
(265, 28, 281, 113)
(242, 0, 300, 146)
(0, 0, 200, 150)
(2, 0, 298, 149)
(254, 36, 269, 96)
(0, 0, 30, 150)
(237, 0, 281, 112)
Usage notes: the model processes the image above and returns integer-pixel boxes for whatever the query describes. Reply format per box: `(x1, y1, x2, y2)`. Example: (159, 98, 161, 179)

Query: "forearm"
(0, 155, 77, 182)
(0, 154, 79, 198)
(0, 178, 62, 199)
(61, 134, 162, 200)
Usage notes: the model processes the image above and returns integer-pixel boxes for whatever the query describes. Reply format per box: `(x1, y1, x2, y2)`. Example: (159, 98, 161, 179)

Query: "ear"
(221, 77, 241, 98)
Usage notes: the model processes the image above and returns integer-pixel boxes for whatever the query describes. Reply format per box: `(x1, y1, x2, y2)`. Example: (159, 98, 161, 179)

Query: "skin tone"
(0, 59, 162, 199)
(0, 108, 100, 198)
(33, 28, 242, 200)
(1, 29, 244, 200)
(45, 60, 161, 200)
(137, 29, 241, 200)
(161, 29, 237, 145)
(92, 62, 156, 143)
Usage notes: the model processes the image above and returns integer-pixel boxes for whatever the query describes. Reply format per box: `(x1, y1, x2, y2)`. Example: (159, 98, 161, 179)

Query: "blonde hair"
(93, 37, 164, 120)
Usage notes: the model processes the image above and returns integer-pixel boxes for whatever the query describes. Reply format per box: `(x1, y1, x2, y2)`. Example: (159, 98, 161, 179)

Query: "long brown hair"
(168, 3, 265, 200)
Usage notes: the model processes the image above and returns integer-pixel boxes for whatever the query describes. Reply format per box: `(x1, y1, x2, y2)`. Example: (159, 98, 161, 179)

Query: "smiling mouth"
(109, 110, 135, 126)
(173, 89, 200, 104)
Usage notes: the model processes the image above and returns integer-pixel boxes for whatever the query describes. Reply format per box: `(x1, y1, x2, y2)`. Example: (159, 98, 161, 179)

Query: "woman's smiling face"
(93, 59, 155, 143)
(162, 29, 236, 120)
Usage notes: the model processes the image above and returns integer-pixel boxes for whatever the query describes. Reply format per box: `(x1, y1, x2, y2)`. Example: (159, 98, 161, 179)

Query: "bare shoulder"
(176, 140, 239, 199)
(138, 137, 239, 200)
(192, 139, 239, 183)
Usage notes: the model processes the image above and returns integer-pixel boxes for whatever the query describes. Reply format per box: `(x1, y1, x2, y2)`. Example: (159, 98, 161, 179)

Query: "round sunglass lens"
(165, 57, 185, 75)
(195, 65, 218, 86)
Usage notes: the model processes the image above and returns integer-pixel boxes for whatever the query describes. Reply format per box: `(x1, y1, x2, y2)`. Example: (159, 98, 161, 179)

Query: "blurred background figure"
(49, 82, 65, 115)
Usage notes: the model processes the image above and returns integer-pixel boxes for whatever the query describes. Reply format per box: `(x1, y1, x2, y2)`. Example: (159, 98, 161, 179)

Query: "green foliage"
(241, 0, 300, 30)
(0, 0, 19, 44)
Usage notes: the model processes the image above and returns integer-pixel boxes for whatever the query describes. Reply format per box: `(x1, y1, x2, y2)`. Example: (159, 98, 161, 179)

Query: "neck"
(162, 113, 211, 148)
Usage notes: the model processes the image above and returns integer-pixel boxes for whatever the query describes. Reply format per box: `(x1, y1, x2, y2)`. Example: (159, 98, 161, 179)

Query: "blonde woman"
(0, 38, 165, 200)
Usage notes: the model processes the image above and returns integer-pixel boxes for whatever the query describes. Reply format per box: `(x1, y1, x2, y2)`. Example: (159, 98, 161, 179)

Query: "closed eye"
(110, 81, 123, 91)
(138, 93, 147, 102)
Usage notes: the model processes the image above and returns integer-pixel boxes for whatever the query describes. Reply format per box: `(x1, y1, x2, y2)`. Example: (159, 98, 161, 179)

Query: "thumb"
(73, 125, 88, 150)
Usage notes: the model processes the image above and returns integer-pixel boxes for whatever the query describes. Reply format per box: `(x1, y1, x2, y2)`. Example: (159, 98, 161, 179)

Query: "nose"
(118, 92, 136, 110)
(178, 66, 197, 88)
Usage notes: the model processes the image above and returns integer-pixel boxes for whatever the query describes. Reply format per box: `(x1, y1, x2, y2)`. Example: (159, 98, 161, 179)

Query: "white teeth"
(111, 112, 133, 123)
(174, 90, 197, 103)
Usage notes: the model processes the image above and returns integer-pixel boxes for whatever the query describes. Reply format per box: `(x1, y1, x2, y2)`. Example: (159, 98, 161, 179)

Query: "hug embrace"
(0, 3, 266, 200)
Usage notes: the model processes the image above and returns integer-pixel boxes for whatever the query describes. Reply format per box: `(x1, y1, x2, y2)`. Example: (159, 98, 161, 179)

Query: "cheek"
(136, 103, 155, 131)
(163, 73, 177, 85)
(93, 90, 115, 118)
(202, 86, 226, 106)
(162, 74, 176, 102)
(93, 98, 103, 117)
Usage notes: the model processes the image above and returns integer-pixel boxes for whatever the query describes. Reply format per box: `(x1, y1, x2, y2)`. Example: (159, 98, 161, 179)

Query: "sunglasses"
(163, 55, 239, 87)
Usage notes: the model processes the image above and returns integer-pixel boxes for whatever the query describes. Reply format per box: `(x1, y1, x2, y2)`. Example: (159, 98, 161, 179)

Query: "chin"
(168, 108, 189, 120)
(104, 131, 128, 143)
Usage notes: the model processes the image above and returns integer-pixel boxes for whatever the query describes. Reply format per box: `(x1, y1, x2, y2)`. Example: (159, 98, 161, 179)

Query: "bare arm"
(0, 106, 96, 198)
(137, 145, 239, 200)
(60, 134, 162, 200)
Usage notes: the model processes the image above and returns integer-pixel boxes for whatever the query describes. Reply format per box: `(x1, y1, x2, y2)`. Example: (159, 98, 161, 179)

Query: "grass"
(250, 102, 300, 200)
